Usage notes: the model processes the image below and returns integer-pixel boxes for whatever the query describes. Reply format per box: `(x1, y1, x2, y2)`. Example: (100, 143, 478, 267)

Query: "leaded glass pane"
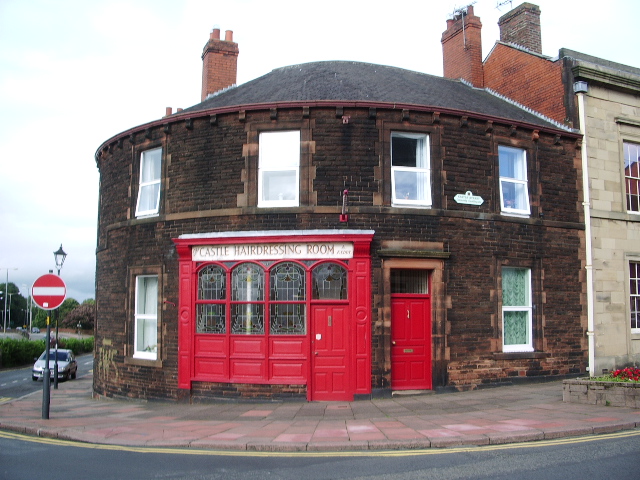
(502, 268, 529, 306)
(196, 304, 226, 333)
(198, 265, 226, 300)
(232, 264, 264, 301)
(271, 262, 305, 301)
(504, 311, 529, 346)
(231, 304, 264, 334)
(270, 304, 306, 334)
(312, 263, 348, 299)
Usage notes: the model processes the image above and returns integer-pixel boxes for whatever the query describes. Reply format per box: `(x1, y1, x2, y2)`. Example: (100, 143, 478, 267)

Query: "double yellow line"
(1, 428, 639, 457)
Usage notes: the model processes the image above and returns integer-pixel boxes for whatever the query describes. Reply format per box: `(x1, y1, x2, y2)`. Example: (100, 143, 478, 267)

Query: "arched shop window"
(231, 263, 265, 334)
(270, 262, 306, 334)
(196, 265, 226, 333)
(312, 263, 348, 300)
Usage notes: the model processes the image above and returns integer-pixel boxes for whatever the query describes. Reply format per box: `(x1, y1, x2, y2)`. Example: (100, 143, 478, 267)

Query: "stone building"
(443, 2, 640, 375)
(93, 25, 585, 402)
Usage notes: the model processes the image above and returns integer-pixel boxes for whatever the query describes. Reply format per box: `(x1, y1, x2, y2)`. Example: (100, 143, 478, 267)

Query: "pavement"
(1, 372, 640, 452)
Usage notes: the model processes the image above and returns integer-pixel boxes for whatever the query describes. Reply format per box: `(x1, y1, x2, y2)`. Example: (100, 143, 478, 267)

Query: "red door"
(310, 305, 350, 401)
(391, 295, 432, 390)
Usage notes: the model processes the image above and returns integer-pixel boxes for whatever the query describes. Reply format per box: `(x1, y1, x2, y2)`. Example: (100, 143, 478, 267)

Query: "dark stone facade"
(94, 65, 585, 401)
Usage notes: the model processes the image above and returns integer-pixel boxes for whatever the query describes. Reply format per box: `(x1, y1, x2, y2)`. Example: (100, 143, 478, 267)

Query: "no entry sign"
(32, 274, 67, 310)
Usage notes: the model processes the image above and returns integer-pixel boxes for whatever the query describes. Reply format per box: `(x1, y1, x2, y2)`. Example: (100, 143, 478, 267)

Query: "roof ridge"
(484, 87, 574, 132)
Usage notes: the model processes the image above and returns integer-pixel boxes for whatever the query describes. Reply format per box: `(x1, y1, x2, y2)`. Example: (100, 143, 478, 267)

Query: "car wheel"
(32, 376, 38, 381)
(71, 370, 76, 380)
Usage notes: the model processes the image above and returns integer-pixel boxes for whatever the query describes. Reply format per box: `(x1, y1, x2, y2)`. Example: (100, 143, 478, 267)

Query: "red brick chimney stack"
(201, 28, 239, 101)
(498, 2, 542, 54)
(441, 5, 484, 88)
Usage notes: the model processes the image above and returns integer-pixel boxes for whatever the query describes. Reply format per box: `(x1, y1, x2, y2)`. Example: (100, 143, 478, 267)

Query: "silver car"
(32, 349, 78, 381)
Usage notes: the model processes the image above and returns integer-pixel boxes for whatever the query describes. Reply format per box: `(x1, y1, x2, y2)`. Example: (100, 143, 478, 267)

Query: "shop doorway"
(391, 270, 432, 390)
(310, 305, 350, 400)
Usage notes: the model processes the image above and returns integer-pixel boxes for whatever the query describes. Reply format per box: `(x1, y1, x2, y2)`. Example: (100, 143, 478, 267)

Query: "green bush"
(58, 337, 94, 355)
(0, 337, 93, 368)
(0, 338, 46, 368)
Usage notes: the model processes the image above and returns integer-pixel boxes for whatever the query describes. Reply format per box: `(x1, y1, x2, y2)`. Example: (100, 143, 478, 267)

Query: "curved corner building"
(93, 28, 586, 402)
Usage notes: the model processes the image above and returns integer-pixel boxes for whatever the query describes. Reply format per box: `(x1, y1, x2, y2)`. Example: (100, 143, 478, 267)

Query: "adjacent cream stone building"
(574, 54, 640, 373)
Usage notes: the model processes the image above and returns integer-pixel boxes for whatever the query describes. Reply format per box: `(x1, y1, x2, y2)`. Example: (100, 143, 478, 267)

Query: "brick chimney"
(201, 28, 239, 101)
(441, 5, 484, 88)
(498, 3, 542, 54)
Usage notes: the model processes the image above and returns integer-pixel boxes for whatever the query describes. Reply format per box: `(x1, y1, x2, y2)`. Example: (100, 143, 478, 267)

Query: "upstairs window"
(135, 147, 162, 217)
(624, 141, 640, 213)
(502, 267, 533, 352)
(134, 275, 158, 359)
(391, 132, 431, 207)
(499, 146, 530, 216)
(258, 131, 300, 207)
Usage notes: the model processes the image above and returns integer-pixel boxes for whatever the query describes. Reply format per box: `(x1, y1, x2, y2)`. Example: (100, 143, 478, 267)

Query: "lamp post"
(1, 267, 18, 334)
(52, 245, 67, 389)
(7, 292, 14, 329)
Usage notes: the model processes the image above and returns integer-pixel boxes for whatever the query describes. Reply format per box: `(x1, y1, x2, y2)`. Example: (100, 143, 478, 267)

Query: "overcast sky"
(1, 0, 638, 303)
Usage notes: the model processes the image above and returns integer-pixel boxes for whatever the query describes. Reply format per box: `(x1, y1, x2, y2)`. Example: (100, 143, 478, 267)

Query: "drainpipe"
(575, 81, 595, 376)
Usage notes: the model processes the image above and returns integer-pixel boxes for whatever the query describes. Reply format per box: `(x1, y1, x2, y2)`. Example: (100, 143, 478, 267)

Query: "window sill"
(500, 211, 530, 218)
(493, 352, 548, 360)
(125, 356, 162, 368)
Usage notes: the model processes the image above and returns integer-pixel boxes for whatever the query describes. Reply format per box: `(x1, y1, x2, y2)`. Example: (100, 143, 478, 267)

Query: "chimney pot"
(441, 6, 484, 87)
(165, 107, 173, 117)
(211, 28, 220, 40)
(225, 30, 233, 42)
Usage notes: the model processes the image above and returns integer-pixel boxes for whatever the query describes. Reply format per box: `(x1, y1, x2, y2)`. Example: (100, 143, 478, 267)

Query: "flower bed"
(563, 370, 640, 408)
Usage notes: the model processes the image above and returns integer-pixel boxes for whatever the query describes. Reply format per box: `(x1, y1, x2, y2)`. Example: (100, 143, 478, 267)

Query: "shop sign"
(192, 242, 354, 261)
(454, 191, 484, 205)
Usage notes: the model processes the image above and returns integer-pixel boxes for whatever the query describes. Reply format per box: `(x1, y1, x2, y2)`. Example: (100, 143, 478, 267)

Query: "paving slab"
(1, 373, 639, 451)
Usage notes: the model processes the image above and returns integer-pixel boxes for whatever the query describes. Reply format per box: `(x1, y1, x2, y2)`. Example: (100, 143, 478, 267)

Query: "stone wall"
(563, 379, 640, 408)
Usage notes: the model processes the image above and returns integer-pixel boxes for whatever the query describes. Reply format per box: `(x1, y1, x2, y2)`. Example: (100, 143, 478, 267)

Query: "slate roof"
(181, 61, 568, 131)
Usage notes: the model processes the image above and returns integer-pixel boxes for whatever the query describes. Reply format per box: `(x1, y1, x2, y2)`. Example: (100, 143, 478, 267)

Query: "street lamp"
(1, 267, 18, 334)
(52, 245, 67, 389)
(54, 245, 67, 276)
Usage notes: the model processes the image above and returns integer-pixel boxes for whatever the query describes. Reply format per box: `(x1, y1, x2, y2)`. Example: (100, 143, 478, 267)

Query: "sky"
(1, 0, 639, 303)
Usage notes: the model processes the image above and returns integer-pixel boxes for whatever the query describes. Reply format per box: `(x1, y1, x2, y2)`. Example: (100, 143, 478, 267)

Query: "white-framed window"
(502, 267, 533, 352)
(134, 275, 158, 359)
(630, 261, 640, 333)
(624, 141, 640, 213)
(258, 131, 300, 207)
(499, 146, 530, 216)
(391, 132, 431, 207)
(135, 147, 162, 217)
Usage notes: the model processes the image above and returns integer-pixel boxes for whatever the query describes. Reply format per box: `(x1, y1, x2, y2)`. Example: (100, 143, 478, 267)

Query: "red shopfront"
(173, 231, 374, 401)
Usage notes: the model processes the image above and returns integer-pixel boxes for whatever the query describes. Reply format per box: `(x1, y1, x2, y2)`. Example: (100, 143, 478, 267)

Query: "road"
(0, 353, 93, 403)
(0, 429, 639, 480)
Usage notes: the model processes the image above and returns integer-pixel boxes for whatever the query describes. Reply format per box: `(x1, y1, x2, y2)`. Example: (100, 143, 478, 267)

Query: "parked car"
(32, 349, 77, 381)
(31, 327, 40, 333)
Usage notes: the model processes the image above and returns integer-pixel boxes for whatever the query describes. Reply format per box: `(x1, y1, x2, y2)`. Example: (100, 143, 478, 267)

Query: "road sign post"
(32, 274, 67, 420)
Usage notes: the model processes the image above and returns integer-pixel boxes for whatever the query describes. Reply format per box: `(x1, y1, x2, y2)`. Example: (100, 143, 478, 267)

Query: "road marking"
(0, 397, 12, 404)
(0, 429, 639, 457)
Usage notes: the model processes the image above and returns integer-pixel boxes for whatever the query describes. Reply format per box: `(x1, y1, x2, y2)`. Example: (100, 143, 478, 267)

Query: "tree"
(58, 298, 79, 324)
(0, 282, 27, 329)
(32, 297, 79, 330)
(63, 302, 95, 330)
